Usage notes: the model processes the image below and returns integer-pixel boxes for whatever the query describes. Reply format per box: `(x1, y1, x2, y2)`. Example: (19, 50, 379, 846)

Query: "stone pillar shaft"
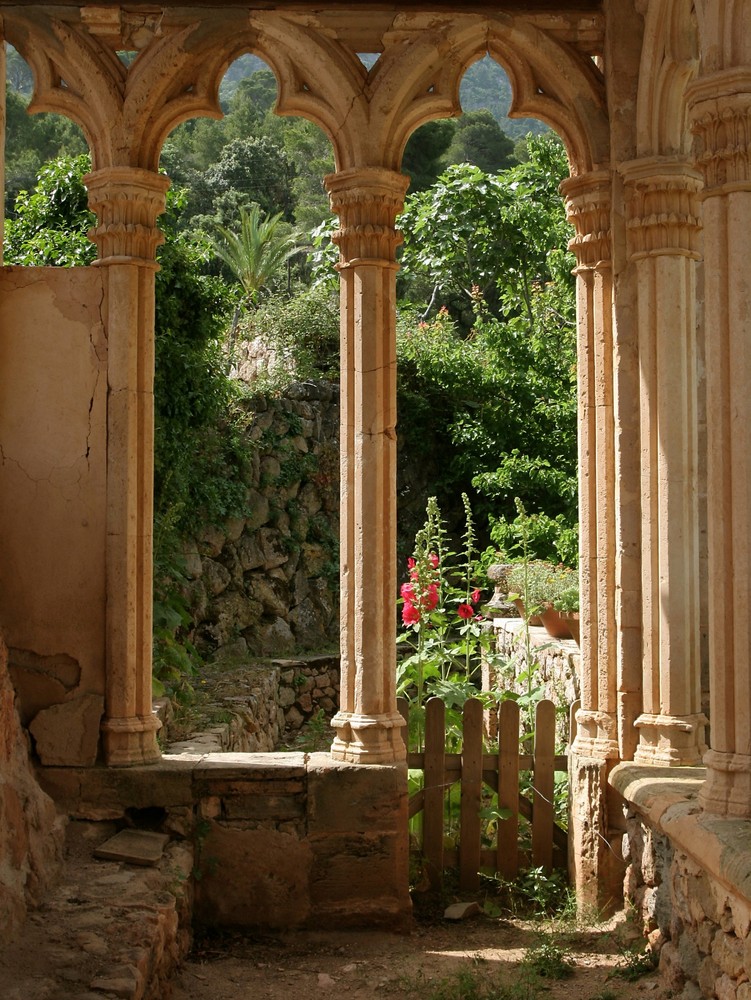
(623, 157, 707, 765)
(325, 167, 409, 764)
(85, 167, 169, 766)
(689, 73, 751, 814)
(563, 172, 620, 761)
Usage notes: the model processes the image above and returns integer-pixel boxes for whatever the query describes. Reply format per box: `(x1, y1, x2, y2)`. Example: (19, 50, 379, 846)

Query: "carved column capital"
(621, 157, 703, 258)
(85, 167, 170, 266)
(324, 167, 410, 267)
(560, 171, 612, 268)
(687, 70, 751, 192)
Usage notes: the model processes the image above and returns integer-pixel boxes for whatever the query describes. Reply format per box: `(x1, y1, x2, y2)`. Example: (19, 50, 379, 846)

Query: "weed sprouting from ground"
(402, 965, 545, 1000)
(609, 947, 658, 981)
(521, 936, 575, 979)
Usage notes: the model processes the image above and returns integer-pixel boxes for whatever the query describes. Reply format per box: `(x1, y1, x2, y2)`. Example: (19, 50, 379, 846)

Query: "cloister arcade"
(1, 0, 751, 981)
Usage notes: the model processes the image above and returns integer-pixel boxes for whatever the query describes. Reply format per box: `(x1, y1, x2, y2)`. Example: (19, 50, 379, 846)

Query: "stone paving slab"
(93, 830, 170, 866)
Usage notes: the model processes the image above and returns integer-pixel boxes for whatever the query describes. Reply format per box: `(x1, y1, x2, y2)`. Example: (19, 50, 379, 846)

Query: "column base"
(102, 713, 161, 766)
(572, 708, 620, 760)
(634, 712, 708, 766)
(699, 750, 751, 817)
(330, 711, 406, 764)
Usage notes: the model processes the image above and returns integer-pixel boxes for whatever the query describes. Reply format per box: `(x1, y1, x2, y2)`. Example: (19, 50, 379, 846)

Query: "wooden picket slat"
(459, 698, 483, 891)
(423, 697, 446, 888)
(497, 699, 520, 880)
(532, 699, 556, 871)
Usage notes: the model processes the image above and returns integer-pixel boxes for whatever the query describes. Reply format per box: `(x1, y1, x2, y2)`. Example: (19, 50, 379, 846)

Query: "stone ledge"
(610, 762, 751, 906)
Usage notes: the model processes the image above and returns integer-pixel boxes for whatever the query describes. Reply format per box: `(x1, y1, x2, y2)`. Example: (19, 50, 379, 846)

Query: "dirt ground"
(170, 909, 667, 1000)
(0, 821, 666, 1000)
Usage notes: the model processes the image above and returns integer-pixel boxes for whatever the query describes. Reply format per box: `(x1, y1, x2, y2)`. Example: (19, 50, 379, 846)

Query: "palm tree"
(211, 203, 300, 358)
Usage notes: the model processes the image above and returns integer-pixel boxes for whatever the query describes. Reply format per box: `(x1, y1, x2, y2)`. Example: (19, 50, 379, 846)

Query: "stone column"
(563, 171, 620, 762)
(622, 157, 707, 766)
(324, 166, 409, 764)
(563, 171, 625, 911)
(85, 167, 169, 766)
(688, 73, 751, 815)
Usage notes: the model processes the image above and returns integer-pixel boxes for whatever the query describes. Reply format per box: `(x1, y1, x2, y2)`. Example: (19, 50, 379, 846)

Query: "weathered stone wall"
(623, 808, 751, 999)
(38, 753, 412, 934)
(162, 655, 341, 755)
(0, 633, 65, 937)
(180, 381, 340, 662)
(612, 766, 751, 999)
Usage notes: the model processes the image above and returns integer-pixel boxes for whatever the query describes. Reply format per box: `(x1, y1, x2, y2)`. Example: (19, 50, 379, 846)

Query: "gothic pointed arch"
(485, 16, 609, 175)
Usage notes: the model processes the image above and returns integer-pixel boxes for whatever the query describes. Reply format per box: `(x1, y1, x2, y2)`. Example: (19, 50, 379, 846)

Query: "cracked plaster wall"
(0, 267, 108, 757)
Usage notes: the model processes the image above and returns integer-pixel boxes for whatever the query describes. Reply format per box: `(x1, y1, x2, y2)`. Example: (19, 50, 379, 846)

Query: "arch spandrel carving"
(635, 0, 699, 157)
(250, 11, 484, 171)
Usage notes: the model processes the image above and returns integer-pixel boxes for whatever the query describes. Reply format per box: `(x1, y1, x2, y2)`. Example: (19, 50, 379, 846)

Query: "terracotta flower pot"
(560, 611, 580, 646)
(512, 598, 543, 627)
(539, 604, 573, 640)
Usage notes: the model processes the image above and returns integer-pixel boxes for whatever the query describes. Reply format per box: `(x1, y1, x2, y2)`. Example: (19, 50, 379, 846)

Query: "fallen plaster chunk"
(444, 901, 482, 921)
(94, 829, 170, 866)
(29, 693, 104, 766)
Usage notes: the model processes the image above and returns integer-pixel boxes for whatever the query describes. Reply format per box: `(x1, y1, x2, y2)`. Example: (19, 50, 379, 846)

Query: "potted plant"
(554, 583, 580, 646)
(507, 561, 577, 640)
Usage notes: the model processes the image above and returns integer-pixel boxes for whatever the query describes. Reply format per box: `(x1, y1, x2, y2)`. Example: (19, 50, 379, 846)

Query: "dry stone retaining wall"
(622, 808, 751, 1000)
(482, 617, 580, 745)
(164, 656, 341, 755)
(179, 381, 340, 664)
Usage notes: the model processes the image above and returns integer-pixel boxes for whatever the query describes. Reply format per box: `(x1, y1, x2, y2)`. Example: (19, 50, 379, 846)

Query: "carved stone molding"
(85, 168, 170, 265)
(561, 171, 612, 267)
(687, 70, 751, 191)
(572, 708, 620, 761)
(700, 750, 751, 817)
(325, 167, 410, 266)
(330, 711, 407, 765)
(622, 157, 702, 257)
(101, 713, 161, 768)
(633, 712, 708, 766)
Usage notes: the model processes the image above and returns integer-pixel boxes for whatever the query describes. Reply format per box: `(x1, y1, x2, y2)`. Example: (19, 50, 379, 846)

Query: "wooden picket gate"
(399, 696, 568, 891)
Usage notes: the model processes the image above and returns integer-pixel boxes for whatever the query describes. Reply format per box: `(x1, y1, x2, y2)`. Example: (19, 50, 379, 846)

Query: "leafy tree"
(4, 90, 88, 215)
(444, 109, 516, 174)
(402, 119, 456, 193)
(4, 153, 95, 265)
(395, 133, 578, 550)
(187, 135, 296, 226)
(398, 133, 572, 326)
(459, 55, 548, 140)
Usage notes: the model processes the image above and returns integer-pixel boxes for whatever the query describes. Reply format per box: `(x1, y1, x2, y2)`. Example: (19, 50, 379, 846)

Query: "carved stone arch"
(2, 9, 259, 171)
(636, 0, 699, 156)
(247, 12, 484, 172)
(484, 18, 609, 176)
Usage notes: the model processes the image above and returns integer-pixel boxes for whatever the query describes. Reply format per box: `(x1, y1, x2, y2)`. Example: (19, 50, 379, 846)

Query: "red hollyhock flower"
(400, 582, 416, 602)
(471, 588, 482, 604)
(429, 553, 439, 568)
(457, 603, 474, 620)
(422, 583, 439, 612)
(402, 601, 421, 625)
